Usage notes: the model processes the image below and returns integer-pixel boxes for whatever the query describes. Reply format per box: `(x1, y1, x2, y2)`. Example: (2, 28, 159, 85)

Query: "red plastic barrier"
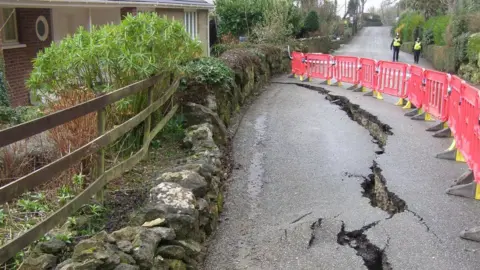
(306, 54, 333, 81)
(458, 84, 479, 170)
(358, 58, 377, 90)
(447, 75, 463, 137)
(291, 51, 306, 78)
(376, 61, 408, 98)
(406, 65, 425, 108)
(423, 70, 450, 122)
(335, 56, 359, 85)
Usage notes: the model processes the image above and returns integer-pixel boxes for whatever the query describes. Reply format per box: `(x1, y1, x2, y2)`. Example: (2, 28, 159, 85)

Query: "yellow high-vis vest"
(414, 41, 422, 50)
(393, 38, 401, 47)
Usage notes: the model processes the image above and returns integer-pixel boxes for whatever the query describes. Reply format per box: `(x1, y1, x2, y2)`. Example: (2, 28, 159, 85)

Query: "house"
(0, 0, 214, 106)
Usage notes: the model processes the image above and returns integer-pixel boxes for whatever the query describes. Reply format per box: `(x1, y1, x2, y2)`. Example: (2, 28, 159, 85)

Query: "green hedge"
(425, 45, 455, 73)
(394, 11, 425, 42)
(467, 33, 480, 64)
(423, 15, 450, 46)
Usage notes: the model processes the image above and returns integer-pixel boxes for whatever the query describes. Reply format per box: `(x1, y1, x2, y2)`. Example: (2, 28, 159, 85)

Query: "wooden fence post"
(143, 86, 153, 161)
(96, 108, 106, 203)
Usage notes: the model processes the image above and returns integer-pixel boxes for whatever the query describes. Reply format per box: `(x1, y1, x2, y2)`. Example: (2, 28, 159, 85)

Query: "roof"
(0, 0, 214, 9)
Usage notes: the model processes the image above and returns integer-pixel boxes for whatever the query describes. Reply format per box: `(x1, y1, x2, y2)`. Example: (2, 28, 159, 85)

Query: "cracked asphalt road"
(204, 27, 480, 269)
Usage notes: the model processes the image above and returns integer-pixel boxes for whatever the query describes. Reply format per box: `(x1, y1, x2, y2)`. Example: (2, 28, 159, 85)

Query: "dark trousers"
(414, 50, 421, 64)
(392, 47, 400, 62)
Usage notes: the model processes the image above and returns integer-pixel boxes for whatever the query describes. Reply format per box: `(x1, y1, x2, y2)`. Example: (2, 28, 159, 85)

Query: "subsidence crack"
(337, 220, 392, 270)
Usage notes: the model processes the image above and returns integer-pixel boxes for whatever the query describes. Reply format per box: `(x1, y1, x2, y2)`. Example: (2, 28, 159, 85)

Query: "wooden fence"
(0, 74, 179, 264)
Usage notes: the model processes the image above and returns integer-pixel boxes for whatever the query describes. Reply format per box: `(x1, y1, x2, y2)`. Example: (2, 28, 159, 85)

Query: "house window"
(2, 8, 18, 44)
(184, 11, 197, 39)
(35, 15, 49, 41)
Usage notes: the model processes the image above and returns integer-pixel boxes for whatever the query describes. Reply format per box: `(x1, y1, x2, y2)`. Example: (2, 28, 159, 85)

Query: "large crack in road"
(284, 82, 441, 268)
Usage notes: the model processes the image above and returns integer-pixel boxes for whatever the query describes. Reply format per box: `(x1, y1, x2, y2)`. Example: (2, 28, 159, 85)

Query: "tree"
(304, 10, 320, 32)
(360, 0, 367, 14)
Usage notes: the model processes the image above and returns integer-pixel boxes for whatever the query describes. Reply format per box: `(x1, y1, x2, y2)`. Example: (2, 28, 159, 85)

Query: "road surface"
(204, 27, 480, 270)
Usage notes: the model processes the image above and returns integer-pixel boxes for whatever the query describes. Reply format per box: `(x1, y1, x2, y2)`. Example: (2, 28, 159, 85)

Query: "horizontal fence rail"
(290, 52, 480, 186)
(0, 75, 179, 264)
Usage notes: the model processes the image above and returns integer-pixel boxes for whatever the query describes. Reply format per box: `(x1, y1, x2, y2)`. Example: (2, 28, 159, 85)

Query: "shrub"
(28, 12, 201, 100)
(252, 0, 294, 44)
(182, 57, 235, 90)
(423, 15, 450, 45)
(0, 106, 44, 125)
(458, 63, 480, 84)
(423, 29, 434, 45)
(466, 12, 480, 33)
(394, 11, 425, 42)
(215, 0, 265, 37)
(467, 33, 480, 63)
(454, 32, 470, 69)
(304, 10, 320, 33)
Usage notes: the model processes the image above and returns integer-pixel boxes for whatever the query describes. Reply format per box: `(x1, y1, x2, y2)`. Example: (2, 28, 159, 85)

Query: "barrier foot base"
(402, 100, 412, 109)
(426, 121, 446, 132)
(363, 91, 374, 97)
(329, 81, 340, 86)
(320, 80, 328, 85)
(460, 226, 480, 242)
(412, 112, 435, 121)
(301, 76, 310, 82)
(446, 182, 476, 199)
(436, 149, 456, 161)
(288, 74, 295, 78)
(453, 170, 474, 186)
(353, 86, 363, 92)
(411, 112, 425, 120)
(405, 108, 419, 117)
(395, 98, 406, 106)
(433, 127, 452, 138)
(347, 84, 358, 90)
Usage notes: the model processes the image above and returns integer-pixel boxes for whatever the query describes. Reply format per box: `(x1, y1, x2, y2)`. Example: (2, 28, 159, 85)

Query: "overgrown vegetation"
(0, 13, 201, 269)
(391, 0, 480, 83)
(214, 0, 344, 47)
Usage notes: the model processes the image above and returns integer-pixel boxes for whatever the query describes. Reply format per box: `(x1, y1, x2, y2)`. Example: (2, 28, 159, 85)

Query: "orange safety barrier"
(306, 53, 334, 82)
(358, 58, 377, 90)
(406, 65, 425, 108)
(457, 84, 479, 170)
(295, 52, 480, 187)
(376, 61, 408, 98)
(447, 75, 464, 137)
(335, 56, 360, 86)
(291, 51, 307, 79)
(423, 70, 450, 122)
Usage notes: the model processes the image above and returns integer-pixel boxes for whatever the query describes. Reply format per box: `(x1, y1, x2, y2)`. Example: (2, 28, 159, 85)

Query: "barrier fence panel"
(359, 58, 377, 90)
(335, 56, 359, 86)
(376, 61, 408, 97)
(406, 65, 425, 108)
(458, 84, 479, 171)
(448, 76, 463, 137)
(306, 54, 333, 81)
(291, 51, 306, 78)
(423, 70, 450, 122)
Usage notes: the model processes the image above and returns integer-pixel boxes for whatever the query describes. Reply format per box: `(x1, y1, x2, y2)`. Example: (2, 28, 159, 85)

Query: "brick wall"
(3, 8, 52, 107)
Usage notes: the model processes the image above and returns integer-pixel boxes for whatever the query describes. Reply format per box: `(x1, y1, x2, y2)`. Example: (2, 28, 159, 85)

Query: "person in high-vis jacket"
(390, 33, 402, 62)
(412, 37, 422, 64)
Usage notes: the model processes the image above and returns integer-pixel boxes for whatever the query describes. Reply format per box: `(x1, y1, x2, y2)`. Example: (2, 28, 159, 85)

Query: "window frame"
(184, 10, 198, 40)
(1, 8, 19, 45)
